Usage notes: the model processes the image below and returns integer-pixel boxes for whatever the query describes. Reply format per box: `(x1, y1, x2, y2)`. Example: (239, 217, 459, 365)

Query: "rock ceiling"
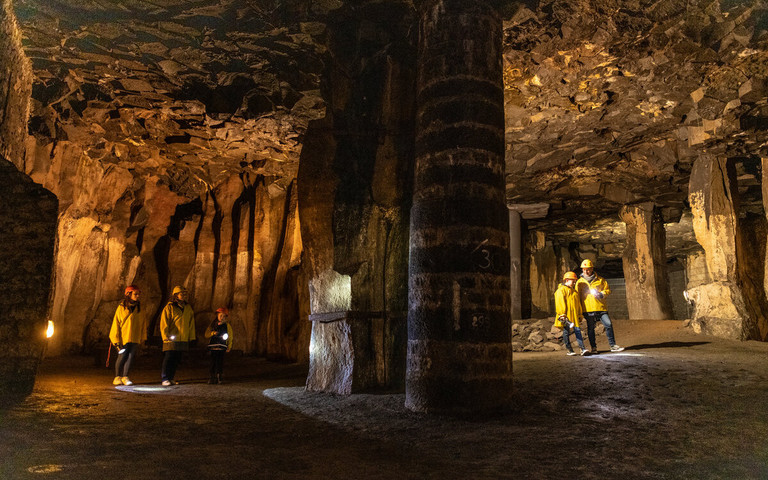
(502, 0, 768, 244)
(14, 0, 768, 248)
(15, 0, 329, 197)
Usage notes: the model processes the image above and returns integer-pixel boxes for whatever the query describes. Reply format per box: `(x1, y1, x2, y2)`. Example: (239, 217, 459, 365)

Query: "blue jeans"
(562, 325, 585, 352)
(115, 342, 137, 377)
(583, 311, 617, 348)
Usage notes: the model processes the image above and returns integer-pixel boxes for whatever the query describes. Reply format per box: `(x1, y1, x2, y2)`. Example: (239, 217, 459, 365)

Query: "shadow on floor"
(626, 341, 710, 350)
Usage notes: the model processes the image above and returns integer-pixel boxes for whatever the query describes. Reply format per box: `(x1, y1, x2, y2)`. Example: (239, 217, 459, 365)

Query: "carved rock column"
(687, 154, 751, 339)
(619, 203, 674, 320)
(508, 208, 522, 321)
(407, 0, 513, 413)
(0, 1, 57, 401)
(527, 231, 560, 317)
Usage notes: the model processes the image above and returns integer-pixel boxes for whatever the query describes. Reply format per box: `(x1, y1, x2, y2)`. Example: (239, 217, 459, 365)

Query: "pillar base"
(688, 282, 749, 340)
(405, 339, 514, 414)
(305, 311, 406, 395)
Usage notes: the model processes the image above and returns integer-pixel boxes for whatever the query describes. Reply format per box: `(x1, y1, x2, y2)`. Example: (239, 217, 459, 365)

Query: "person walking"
(205, 307, 233, 384)
(576, 259, 624, 354)
(160, 285, 196, 386)
(109, 285, 146, 386)
(555, 271, 589, 356)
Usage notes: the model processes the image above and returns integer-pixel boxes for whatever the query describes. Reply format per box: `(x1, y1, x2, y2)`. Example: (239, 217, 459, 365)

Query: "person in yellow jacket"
(109, 285, 146, 386)
(205, 307, 233, 384)
(576, 259, 624, 354)
(555, 271, 589, 356)
(160, 285, 196, 386)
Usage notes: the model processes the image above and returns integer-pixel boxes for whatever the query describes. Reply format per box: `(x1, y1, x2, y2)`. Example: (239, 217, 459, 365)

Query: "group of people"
(554, 259, 625, 356)
(108, 284, 233, 386)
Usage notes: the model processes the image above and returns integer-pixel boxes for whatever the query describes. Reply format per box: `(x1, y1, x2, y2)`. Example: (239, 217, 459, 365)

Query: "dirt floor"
(2, 320, 768, 479)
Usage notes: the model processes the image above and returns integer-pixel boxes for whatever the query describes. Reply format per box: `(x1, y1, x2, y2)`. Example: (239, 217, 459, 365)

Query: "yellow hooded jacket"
(160, 301, 196, 351)
(109, 303, 147, 345)
(576, 274, 611, 312)
(554, 283, 583, 328)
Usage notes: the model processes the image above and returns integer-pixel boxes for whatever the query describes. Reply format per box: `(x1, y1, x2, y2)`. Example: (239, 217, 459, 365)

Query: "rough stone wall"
(0, 158, 57, 400)
(14, 1, 328, 358)
(736, 212, 768, 340)
(667, 263, 690, 320)
(0, 0, 57, 402)
(603, 277, 629, 320)
(0, 0, 31, 164)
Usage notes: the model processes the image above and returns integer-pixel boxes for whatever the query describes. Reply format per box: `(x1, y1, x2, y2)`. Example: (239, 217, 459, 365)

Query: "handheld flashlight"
(169, 335, 176, 341)
(590, 288, 598, 296)
(222, 333, 229, 341)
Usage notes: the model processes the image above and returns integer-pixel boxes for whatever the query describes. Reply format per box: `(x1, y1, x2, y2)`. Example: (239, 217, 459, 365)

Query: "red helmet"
(124, 285, 140, 295)
(215, 307, 229, 315)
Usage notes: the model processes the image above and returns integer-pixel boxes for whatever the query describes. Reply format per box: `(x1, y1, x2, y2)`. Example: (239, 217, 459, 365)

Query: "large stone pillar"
(619, 202, 674, 319)
(687, 154, 751, 339)
(508, 208, 522, 321)
(1, 1, 57, 402)
(407, 0, 513, 414)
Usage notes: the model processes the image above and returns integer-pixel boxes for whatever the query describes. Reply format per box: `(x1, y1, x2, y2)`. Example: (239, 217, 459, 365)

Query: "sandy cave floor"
(2, 320, 768, 479)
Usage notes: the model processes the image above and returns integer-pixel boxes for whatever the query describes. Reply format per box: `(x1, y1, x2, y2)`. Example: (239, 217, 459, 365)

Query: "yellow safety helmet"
(580, 259, 594, 269)
(172, 285, 187, 295)
(563, 271, 578, 281)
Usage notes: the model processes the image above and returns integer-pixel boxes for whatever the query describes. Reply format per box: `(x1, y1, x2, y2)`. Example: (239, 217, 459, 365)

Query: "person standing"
(205, 307, 233, 384)
(109, 285, 146, 386)
(160, 285, 196, 386)
(576, 259, 624, 354)
(555, 271, 589, 356)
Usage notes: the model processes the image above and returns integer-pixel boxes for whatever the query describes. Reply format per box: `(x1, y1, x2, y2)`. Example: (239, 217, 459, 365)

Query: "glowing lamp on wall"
(46, 320, 54, 338)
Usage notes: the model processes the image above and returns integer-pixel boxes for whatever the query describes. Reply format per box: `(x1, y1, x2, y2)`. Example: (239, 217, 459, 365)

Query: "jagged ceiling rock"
(15, 0, 328, 196)
(502, 0, 768, 241)
(12, 0, 768, 247)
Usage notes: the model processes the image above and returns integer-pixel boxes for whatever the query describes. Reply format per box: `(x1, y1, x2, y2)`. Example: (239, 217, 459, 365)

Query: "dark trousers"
(210, 350, 225, 380)
(161, 351, 183, 381)
(115, 343, 138, 377)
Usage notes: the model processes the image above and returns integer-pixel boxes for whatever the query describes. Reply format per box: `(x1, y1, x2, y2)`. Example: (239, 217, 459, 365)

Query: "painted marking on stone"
(471, 239, 493, 270)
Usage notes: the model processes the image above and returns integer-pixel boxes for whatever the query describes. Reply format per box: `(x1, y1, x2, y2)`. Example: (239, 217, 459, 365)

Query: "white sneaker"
(610, 345, 625, 352)
(161, 380, 172, 386)
(121, 377, 133, 386)
(566, 350, 577, 356)
(580, 349, 590, 356)
(113, 376, 122, 385)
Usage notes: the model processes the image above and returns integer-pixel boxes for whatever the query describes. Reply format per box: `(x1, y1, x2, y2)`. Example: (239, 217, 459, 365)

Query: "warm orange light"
(46, 320, 54, 338)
